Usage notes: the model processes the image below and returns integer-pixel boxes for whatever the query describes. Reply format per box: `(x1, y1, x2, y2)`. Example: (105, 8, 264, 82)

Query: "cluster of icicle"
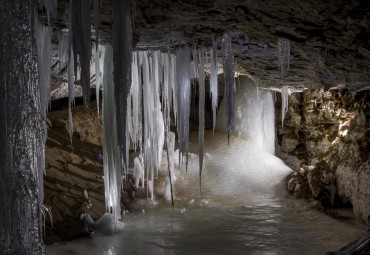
(102, 38, 233, 216)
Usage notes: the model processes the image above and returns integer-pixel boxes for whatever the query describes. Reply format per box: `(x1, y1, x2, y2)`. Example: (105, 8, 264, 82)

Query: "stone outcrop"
(277, 88, 370, 222)
(43, 102, 105, 244)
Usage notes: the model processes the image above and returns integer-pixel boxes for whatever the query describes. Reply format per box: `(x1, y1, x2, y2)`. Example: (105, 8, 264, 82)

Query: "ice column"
(176, 47, 191, 170)
(0, 1, 45, 253)
(222, 33, 235, 144)
(102, 45, 123, 221)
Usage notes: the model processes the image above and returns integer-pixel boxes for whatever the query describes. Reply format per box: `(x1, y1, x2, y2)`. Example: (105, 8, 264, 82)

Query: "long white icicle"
(210, 37, 218, 133)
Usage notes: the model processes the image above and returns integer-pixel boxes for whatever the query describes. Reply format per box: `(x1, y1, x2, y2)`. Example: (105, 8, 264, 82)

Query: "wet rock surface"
(48, 0, 369, 90)
(278, 89, 370, 222)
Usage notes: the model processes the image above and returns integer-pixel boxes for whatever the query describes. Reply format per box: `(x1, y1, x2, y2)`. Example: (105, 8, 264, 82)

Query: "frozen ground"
(47, 131, 367, 255)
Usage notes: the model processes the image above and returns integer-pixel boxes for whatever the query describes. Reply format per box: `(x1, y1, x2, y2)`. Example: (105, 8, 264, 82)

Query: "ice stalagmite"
(277, 38, 290, 74)
(222, 33, 235, 144)
(1, 1, 45, 253)
(198, 49, 206, 192)
(176, 47, 191, 170)
(102, 45, 123, 221)
(210, 37, 218, 133)
(281, 86, 291, 127)
(71, 0, 91, 109)
(113, 0, 133, 161)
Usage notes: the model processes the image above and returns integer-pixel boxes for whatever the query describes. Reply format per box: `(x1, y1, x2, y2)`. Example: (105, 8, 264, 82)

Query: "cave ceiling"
(52, 0, 370, 90)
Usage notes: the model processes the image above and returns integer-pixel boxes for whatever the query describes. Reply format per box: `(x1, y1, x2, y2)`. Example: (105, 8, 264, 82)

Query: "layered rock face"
(277, 88, 370, 222)
(43, 102, 105, 244)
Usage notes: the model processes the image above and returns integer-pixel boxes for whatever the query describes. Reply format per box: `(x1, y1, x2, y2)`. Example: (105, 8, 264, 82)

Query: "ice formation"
(216, 77, 275, 154)
(222, 33, 235, 144)
(93, 44, 101, 114)
(68, 50, 75, 143)
(277, 38, 290, 74)
(102, 45, 123, 221)
(134, 156, 145, 188)
(113, 0, 133, 159)
(176, 47, 191, 170)
(71, 0, 92, 109)
(198, 49, 206, 192)
(210, 37, 218, 133)
(35, 20, 52, 119)
(281, 86, 291, 127)
(129, 52, 142, 152)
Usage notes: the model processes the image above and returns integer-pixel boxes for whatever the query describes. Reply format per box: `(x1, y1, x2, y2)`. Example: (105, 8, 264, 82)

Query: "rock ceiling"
(53, 0, 370, 90)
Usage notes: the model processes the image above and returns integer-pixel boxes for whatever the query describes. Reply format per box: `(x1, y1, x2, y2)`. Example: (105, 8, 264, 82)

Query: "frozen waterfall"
(102, 45, 123, 221)
(217, 77, 276, 154)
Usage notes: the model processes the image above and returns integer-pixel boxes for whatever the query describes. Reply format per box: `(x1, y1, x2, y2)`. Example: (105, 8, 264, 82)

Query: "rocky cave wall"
(276, 88, 370, 222)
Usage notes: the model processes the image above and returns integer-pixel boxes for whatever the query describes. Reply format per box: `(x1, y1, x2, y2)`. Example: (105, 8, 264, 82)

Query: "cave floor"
(47, 131, 367, 255)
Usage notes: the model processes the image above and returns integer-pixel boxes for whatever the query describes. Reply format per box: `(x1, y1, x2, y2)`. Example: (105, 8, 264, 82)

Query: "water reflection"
(47, 132, 367, 255)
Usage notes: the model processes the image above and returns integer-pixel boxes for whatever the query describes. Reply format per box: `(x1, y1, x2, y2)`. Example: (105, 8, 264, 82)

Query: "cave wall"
(276, 88, 370, 222)
(43, 102, 106, 243)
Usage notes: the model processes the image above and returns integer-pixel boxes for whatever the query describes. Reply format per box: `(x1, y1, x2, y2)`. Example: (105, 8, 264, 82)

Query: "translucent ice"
(210, 37, 218, 133)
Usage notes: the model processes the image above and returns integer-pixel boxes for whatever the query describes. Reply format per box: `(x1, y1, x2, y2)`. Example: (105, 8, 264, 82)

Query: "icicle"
(130, 52, 142, 151)
(94, 0, 99, 48)
(277, 38, 290, 74)
(113, 0, 133, 162)
(222, 33, 235, 144)
(170, 54, 178, 125)
(93, 45, 101, 114)
(198, 49, 205, 193)
(210, 37, 218, 134)
(281, 86, 291, 127)
(102, 45, 123, 221)
(58, 31, 69, 73)
(71, 0, 92, 109)
(176, 47, 191, 170)
(35, 20, 52, 117)
(42, 0, 57, 26)
(68, 50, 75, 144)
